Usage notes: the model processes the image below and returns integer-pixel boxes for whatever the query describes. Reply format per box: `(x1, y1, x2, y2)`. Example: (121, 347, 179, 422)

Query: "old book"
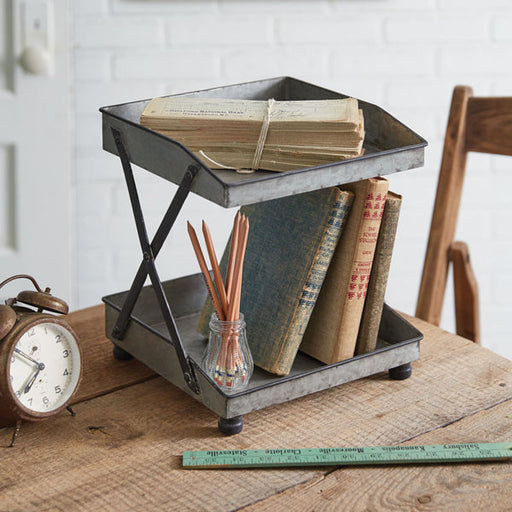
(140, 96, 365, 172)
(197, 187, 354, 376)
(300, 177, 389, 364)
(354, 191, 402, 356)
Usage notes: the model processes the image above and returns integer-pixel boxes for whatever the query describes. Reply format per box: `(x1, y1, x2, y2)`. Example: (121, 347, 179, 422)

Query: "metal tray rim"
(102, 108, 427, 190)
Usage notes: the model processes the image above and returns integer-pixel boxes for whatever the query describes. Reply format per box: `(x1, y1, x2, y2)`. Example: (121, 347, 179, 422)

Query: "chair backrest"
(416, 86, 512, 340)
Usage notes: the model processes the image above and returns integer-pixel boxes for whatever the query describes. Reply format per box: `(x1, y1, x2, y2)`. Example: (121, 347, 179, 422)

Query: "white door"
(0, 0, 71, 304)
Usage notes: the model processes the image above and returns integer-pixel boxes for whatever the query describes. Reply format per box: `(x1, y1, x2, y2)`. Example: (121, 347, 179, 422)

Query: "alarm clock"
(0, 274, 82, 426)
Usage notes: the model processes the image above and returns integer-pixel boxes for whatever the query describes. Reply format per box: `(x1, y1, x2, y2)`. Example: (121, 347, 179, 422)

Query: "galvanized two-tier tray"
(100, 77, 427, 434)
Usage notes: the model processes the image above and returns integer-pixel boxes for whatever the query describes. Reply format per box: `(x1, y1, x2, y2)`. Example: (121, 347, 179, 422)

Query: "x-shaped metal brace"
(110, 128, 201, 394)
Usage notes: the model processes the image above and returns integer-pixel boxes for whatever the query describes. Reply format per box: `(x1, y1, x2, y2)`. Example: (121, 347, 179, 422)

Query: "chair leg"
(415, 86, 473, 326)
(450, 241, 481, 344)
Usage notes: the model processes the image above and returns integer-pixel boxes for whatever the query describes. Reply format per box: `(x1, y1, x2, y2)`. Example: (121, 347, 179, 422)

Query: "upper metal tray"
(100, 77, 427, 208)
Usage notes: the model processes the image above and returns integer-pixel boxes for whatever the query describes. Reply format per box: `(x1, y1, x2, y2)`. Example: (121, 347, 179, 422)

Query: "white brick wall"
(71, 0, 512, 360)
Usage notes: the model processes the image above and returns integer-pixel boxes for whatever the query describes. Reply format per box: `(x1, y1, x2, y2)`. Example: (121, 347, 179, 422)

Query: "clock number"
(28, 328, 35, 337)
(27, 398, 33, 406)
(62, 349, 70, 358)
(42, 396, 49, 405)
(55, 385, 62, 394)
(63, 368, 70, 376)
(15, 390, 21, 398)
(55, 334, 62, 343)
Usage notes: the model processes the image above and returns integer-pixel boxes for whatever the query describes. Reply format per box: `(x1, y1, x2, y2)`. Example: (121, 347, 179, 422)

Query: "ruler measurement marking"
(183, 443, 512, 469)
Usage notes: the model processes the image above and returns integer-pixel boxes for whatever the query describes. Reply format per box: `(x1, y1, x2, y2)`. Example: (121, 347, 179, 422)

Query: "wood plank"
(1, 320, 511, 511)
(466, 96, 512, 156)
(65, 304, 156, 403)
(239, 395, 512, 512)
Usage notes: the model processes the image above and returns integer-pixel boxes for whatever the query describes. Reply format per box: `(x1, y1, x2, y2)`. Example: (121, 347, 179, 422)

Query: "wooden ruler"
(183, 442, 512, 469)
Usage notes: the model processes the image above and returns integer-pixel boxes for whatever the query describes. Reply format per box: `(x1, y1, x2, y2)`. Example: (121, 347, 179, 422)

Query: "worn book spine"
(354, 191, 402, 356)
(300, 178, 389, 364)
(196, 187, 354, 376)
(268, 190, 354, 375)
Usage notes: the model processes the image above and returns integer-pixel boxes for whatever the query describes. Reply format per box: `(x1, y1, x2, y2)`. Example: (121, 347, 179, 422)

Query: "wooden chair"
(416, 85, 512, 343)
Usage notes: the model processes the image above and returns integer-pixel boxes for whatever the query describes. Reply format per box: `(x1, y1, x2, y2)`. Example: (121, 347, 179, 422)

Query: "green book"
(197, 187, 353, 376)
(354, 191, 402, 356)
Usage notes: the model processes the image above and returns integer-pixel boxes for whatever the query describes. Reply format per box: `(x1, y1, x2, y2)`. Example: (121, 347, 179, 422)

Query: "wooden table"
(2, 305, 512, 511)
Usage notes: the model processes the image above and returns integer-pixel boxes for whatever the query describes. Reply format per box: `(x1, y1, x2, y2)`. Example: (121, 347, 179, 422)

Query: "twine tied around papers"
(199, 98, 276, 174)
(251, 98, 275, 170)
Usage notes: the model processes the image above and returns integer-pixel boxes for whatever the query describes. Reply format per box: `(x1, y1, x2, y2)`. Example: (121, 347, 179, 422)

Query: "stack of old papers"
(140, 96, 365, 172)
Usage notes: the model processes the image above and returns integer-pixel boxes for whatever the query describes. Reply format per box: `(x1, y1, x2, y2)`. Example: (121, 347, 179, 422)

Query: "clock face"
(8, 321, 81, 414)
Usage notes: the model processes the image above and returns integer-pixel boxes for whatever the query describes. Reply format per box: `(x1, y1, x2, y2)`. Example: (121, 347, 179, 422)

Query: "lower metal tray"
(103, 273, 422, 425)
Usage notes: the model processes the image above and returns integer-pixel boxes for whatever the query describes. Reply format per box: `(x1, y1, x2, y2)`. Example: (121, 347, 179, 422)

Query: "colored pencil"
(187, 221, 224, 321)
(188, 213, 250, 388)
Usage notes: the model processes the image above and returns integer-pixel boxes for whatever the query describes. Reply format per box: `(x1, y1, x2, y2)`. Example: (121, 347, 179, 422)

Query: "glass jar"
(202, 313, 253, 393)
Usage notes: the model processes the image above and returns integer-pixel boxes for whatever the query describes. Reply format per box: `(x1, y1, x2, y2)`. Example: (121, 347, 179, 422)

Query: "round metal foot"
(389, 362, 412, 380)
(113, 344, 133, 361)
(218, 416, 244, 435)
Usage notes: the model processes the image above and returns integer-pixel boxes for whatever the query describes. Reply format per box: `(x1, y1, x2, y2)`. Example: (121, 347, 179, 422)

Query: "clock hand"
(24, 368, 40, 394)
(14, 348, 40, 366)
(23, 362, 45, 394)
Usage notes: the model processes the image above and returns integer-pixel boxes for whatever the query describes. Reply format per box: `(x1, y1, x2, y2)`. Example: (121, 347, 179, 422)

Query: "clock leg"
(388, 362, 412, 380)
(112, 344, 133, 361)
(9, 420, 22, 448)
(218, 415, 243, 435)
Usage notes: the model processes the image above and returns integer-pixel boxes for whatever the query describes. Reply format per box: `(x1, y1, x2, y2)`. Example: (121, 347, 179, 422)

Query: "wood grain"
(239, 397, 512, 512)
(1, 312, 511, 511)
(451, 241, 480, 343)
(416, 85, 472, 326)
(65, 304, 156, 403)
(466, 96, 512, 156)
